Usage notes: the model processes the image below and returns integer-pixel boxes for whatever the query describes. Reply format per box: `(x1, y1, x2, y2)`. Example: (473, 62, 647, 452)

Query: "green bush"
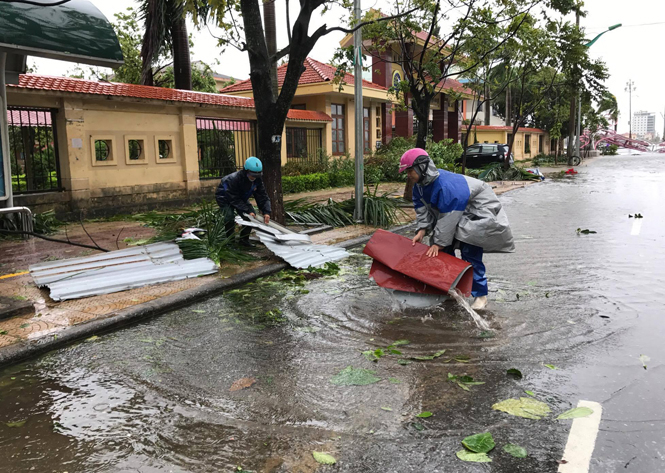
(282, 149, 330, 176)
(600, 144, 618, 156)
(282, 173, 331, 193)
(428, 139, 463, 167)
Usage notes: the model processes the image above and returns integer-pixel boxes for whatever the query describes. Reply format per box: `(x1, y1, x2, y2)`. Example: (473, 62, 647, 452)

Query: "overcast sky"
(32, 0, 665, 135)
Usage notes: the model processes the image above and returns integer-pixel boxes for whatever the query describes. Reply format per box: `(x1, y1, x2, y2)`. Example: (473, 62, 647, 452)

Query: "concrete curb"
(0, 223, 415, 368)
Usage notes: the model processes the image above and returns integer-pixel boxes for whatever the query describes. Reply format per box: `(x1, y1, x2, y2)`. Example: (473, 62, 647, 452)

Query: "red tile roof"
(7, 109, 52, 126)
(436, 78, 474, 97)
(9, 74, 332, 122)
(220, 57, 388, 93)
(474, 125, 546, 133)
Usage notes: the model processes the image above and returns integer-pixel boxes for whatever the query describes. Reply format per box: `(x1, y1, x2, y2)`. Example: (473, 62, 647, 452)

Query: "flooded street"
(1, 154, 664, 472)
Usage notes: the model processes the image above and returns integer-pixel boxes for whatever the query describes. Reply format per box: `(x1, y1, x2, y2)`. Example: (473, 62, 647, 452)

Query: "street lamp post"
(574, 23, 621, 162)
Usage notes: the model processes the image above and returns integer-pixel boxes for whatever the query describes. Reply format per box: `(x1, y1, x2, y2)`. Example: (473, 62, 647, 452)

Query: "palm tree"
(597, 91, 618, 131)
(140, 0, 192, 90)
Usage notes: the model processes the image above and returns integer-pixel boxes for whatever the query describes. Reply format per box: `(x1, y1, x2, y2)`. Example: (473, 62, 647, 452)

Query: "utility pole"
(660, 107, 665, 142)
(625, 79, 635, 140)
(353, 0, 364, 221)
(568, 8, 581, 160)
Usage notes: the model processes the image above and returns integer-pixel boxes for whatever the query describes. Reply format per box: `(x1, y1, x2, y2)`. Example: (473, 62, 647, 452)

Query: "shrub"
(282, 149, 330, 176)
(600, 144, 618, 156)
(282, 173, 331, 193)
(427, 139, 463, 167)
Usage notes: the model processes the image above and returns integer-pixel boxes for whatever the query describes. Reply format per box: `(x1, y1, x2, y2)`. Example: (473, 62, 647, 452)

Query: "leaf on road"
(456, 450, 492, 463)
(503, 443, 527, 458)
(416, 411, 433, 418)
(507, 368, 523, 379)
(448, 373, 484, 391)
(6, 420, 27, 428)
(462, 432, 495, 453)
(0, 330, 7, 335)
(392, 340, 410, 346)
(411, 349, 446, 361)
(543, 364, 558, 370)
(556, 407, 594, 420)
(191, 310, 206, 313)
(362, 350, 380, 362)
(640, 354, 650, 370)
(85, 335, 100, 342)
(312, 451, 336, 465)
(412, 422, 425, 431)
(397, 359, 411, 366)
(229, 377, 257, 392)
(492, 397, 551, 420)
(454, 355, 471, 363)
(380, 406, 393, 411)
(524, 390, 535, 397)
(388, 377, 402, 384)
(330, 366, 381, 386)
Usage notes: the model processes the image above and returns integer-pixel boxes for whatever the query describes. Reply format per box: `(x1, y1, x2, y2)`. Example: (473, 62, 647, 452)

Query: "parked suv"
(457, 143, 514, 168)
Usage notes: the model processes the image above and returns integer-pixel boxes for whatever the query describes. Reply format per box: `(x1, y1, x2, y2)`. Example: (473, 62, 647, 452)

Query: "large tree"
(141, 0, 193, 90)
(184, 0, 407, 222)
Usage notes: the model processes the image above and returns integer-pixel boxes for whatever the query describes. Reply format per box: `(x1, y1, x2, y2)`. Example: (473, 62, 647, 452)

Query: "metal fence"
(285, 127, 323, 161)
(196, 117, 257, 179)
(7, 107, 61, 193)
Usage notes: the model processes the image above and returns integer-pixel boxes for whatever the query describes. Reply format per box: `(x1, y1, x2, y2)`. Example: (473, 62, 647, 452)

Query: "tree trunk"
(505, 79, 512, 126)
(263, 0, 278, 96)
(484, 82, 491, 125)
(567, 95, 576, 158)
(171, 15, 192, 90)
(257, 120, 285, 223)
(404, 95, 431, 201)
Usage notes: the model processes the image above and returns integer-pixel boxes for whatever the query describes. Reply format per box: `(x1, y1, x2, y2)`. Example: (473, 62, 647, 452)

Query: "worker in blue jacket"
(215, 157, 271, 247)
(399, 148, 515, 310)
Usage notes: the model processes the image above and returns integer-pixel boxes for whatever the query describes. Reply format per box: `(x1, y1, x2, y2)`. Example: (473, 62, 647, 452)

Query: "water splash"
(448, 289, 490, 330)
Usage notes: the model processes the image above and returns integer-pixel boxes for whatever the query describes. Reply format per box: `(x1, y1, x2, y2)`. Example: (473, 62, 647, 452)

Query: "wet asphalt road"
(0, 154, 664, 472)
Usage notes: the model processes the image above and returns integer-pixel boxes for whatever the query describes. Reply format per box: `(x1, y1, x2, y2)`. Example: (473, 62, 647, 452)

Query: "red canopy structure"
(363, 230, 474, 297)
(581, 128, 651, 153)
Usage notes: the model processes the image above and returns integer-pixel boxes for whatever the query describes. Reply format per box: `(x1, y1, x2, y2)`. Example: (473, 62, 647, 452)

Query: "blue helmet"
(244, 157, 263, 175)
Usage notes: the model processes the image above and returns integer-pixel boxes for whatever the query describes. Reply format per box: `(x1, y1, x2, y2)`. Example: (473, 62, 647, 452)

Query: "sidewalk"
(0, 180, 530, 365)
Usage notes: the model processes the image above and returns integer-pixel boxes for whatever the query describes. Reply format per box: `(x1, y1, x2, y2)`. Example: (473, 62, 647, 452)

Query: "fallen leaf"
(507, 368, 523, 379)
(312, 451, 336, 465)
(412, 422, 425, 431)
(19, 323, 30, 329)
(411, 349, 446, 361)
(330, 366, 381, 386)
(454, 355, 471, 363)
(556, 407, 594, 420)
(85, 336, 100, 342)
(543, 364, 558, 370)
(0, 330, 7, 335)
(380, 406, 393, 411)
(503, 443, 527, 458)
(392, 339, 410, 346)
(229, 377, 256, 392)
(416, 411, 433, 418)
(456, 450, 491, 463)
(191, 309, 206, 313)
(397, 359, 411, 366)
(6, 420, 27, 428)
(640, 354, 650, 370)
(492, 397, 551, 420)
(478, 330, 495, 339)
(524, 390, 535, 397)
(388, 377, 402, 384)
(462, 432, 495, 453)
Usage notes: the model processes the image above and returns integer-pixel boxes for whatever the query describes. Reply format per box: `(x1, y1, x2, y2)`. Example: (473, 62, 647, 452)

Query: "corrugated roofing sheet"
(255, 232, 350, 269)
(29, 242, 218, 301)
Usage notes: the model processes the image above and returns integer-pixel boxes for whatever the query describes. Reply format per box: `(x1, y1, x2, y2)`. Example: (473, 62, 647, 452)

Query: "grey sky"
(32, 0, 665, 135)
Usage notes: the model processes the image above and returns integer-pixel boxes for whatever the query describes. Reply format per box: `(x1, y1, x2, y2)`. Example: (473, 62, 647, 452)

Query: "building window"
(155, 136, 177, 163)
(524, 134, 531, 154)
(375, 106, 382, 139)
(291, 104, 306, 110)
(90, 135, 116, 166)
(538, 135, 544, 153)
(95, 140, 110, 161)
(331, 103, 345, 155)
(286, 128, 308, 158)
(128, 139, 143, 160)
(125, 135, 148, 164)
(363, 107, 370, 152)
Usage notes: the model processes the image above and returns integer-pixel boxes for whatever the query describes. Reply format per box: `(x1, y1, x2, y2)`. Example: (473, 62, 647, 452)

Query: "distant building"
(632, 110, 655, 136)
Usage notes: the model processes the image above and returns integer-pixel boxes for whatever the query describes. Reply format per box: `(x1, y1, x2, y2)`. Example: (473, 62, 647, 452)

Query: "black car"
(458, 143, 514, 168)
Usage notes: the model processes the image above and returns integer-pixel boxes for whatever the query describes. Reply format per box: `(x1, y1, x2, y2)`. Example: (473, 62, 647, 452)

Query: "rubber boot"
(471, 296, 488, 310)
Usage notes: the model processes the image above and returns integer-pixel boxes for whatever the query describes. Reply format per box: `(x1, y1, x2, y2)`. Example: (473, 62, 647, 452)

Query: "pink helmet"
(399, 148, 429, 173)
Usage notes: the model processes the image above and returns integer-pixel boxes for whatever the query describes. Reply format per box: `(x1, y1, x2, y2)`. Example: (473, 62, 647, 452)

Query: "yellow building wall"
(471, 129, 551, 160)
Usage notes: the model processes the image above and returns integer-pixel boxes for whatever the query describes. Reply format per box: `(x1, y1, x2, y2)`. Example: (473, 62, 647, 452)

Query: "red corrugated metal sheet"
(220, 57, 388, 93)
(363, 229, 473, 296)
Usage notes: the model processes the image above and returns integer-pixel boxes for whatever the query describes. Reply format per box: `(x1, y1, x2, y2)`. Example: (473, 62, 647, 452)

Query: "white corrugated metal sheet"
(29, 243, 218, 301)
(255, 231, 350, 269)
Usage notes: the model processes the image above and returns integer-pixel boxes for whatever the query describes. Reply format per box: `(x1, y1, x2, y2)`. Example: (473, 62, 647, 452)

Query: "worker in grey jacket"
(399, 148, 515, 309)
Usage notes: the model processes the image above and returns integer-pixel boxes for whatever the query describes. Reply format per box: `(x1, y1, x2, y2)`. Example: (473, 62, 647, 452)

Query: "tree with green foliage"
(140, 0, 192, 90)
(183, 0, 408, 222)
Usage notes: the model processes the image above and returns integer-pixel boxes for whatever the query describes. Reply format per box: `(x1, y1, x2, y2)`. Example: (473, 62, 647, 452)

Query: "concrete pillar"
(61, 98, 90, 210)
(432, 96, 449, 142)
(448, 100, 462, 143)
(372, 49, 392, 88)
(395, 101, 413, 139)
(380, 102, 392, 145)
(179, 108, 201, 196)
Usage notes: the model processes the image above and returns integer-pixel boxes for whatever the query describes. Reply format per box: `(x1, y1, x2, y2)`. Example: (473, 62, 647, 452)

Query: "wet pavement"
(1, 154, 664, 472)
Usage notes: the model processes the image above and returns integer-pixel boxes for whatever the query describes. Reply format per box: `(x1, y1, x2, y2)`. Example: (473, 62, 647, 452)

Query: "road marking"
(630, 219, 643, 236)
(558, 400, 603, 473)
